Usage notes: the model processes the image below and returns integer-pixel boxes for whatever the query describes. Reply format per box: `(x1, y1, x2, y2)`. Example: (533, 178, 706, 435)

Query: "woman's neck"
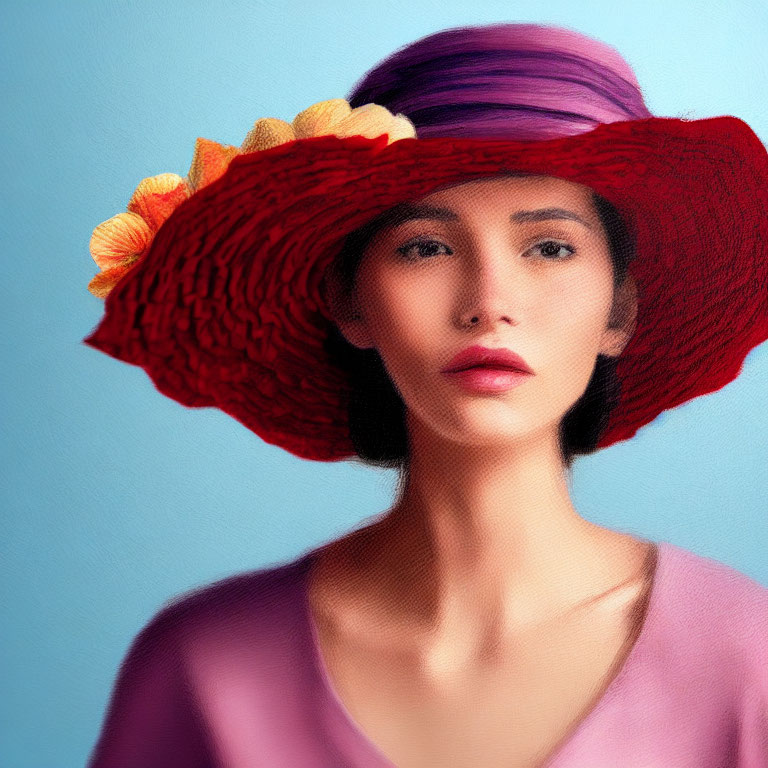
(338, 420, 650, 666)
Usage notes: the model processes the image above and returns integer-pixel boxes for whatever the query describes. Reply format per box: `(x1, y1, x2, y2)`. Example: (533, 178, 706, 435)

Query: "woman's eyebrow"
(382, 203, 592, 230)
(512, 207, 593, 230)
(385, 203, 459, 224)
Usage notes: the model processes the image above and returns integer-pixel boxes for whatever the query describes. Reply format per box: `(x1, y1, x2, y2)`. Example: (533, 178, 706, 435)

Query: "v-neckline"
(298, 538, 670, 768)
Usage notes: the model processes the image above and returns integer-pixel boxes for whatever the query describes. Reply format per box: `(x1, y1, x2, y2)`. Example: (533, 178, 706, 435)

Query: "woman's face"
(334, 174, 636, 451)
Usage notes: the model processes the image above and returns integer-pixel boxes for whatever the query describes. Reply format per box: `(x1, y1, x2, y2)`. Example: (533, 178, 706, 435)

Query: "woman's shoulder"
(88, 553, 316, 766)
(133, 552, 312, 657)
(662, 540, 768, 615)
(659, 543, 768, 760)
(658, 540, 768, 672)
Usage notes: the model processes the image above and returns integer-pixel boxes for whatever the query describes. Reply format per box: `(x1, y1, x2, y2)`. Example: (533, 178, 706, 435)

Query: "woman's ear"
(321, 263, 375, 350)
(600, 273, 638, 358)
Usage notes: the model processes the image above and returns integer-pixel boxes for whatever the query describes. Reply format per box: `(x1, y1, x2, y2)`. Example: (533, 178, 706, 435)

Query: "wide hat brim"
(83, 116, 768, 461)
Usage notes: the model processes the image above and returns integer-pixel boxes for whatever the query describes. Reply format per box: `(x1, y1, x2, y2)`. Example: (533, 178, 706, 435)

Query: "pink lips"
(442, 345, 533, 374)
(441, 345, 534, 394)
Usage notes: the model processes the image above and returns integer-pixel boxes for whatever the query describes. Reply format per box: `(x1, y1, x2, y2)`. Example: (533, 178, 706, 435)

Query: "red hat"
(82, 24, 768, 462)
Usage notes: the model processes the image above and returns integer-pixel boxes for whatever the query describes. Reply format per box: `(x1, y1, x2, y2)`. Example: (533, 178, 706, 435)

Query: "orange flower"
(188, 138, 241, 191)
(127, 173, 191, 230)
(87, 212, 152, 298)
(87, 99, 416, 299)
(88, 174, 192, 298)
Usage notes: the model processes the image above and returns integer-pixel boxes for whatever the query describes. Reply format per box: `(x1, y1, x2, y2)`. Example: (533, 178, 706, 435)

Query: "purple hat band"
(347, 23, 652, 140)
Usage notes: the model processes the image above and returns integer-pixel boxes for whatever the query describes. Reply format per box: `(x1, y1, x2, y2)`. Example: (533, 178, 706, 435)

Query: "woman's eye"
(396, 239, 453, 260)
(530, 240, 575, 260)
(395, 238, 575, 262)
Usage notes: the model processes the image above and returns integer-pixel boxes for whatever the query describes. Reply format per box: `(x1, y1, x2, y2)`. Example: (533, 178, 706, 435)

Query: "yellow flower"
(326, 102, 416, 143)
(292, 99, 352, 138)
(241, 117, 297, 153)
(240, 98, 417, 152)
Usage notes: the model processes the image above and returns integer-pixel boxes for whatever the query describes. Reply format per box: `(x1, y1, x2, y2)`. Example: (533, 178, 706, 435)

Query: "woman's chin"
(429, 414, 549, 450)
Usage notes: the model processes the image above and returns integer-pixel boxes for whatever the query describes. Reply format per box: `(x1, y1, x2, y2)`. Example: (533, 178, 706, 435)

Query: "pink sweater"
(87, 540, 768, 767)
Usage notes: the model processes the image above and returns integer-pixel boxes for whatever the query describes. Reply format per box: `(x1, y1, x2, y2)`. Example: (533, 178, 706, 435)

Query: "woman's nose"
(455, 243, 525, 330)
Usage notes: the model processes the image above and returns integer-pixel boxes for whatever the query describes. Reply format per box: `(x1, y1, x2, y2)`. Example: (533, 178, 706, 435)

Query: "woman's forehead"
(372, 175, 600, 234)
(418, 173, 595, 207)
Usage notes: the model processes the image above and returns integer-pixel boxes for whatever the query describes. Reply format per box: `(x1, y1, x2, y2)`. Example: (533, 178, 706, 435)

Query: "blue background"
(2, 1, 767, 765)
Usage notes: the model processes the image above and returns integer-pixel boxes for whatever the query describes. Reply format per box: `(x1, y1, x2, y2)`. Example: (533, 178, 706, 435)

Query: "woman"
(84, 23, 768, 768)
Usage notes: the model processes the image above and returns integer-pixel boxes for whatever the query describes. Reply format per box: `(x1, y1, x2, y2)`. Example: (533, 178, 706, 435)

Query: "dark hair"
(322, 184, 636, 478)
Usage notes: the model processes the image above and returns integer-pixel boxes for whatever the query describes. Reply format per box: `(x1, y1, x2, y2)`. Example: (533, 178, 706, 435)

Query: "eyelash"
(395, 237, 576, 262)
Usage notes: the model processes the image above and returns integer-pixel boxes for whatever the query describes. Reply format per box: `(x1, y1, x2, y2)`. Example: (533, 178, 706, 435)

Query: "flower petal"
(90, 212, 153, 271)
(383, 113, 419, 143)
(187, 137, 240, 191)
(241, 118, 296, 153)
(292, 99, 352, 138)
(127, 173, 191, 231)
(87, 255, 142, 298)
(329, 103, 417, 144)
